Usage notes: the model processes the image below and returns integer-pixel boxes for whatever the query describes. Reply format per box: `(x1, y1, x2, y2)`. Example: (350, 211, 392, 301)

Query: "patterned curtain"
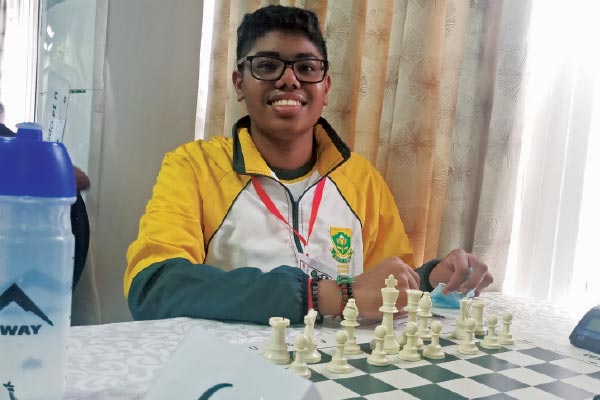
(0, 0, 6, 99)
(202, 0, 532, 291)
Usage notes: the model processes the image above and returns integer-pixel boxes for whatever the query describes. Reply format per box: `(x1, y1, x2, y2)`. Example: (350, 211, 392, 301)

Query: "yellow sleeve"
(124, 151, 205, 296)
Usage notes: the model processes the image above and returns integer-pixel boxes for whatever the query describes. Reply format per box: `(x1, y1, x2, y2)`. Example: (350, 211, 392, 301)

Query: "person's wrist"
(417, 259, 441, 292)
(317, 279, 341, 316)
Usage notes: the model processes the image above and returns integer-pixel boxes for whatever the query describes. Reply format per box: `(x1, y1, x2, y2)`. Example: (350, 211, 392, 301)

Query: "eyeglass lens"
(250, 57, 326, 82)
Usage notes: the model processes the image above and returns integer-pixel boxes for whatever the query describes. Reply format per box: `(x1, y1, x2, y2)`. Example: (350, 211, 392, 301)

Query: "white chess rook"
(368, 325, 391, 366)
(289, 334, 311, 378)
(380, 274, 400, 354)
(327, 331, 353, 374)
(263, 317, 291, 364)
(471, 299, 486, 336)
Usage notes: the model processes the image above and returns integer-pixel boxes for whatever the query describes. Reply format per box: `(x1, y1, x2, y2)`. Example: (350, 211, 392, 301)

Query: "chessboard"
(292, 335, 600, 400)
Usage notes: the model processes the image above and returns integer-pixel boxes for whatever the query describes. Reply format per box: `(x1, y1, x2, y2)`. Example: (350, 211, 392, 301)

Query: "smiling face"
(232, 30, 331, 146)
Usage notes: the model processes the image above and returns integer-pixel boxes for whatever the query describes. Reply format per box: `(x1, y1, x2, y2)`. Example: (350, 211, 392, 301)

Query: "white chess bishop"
(341, 299, 361, 355)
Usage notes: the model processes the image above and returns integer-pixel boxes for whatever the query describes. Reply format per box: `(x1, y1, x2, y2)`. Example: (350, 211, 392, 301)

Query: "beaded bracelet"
(337, 275, 356, 318)
(310, 276, 324, 324)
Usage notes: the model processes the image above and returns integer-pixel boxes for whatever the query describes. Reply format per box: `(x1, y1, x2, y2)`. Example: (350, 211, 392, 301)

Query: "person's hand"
(352, 257, 419, 319)
(73, 166, 91, 192)
(428, 249, 493, 296)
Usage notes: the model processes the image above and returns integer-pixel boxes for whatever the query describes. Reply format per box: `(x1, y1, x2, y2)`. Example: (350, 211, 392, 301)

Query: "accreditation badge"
(297, 253, 337, 280)
(330, 227, 354, 276)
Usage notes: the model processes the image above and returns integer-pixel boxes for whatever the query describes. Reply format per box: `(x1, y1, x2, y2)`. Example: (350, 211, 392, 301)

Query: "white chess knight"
(379, 274, 400, 354)
(289, 334, 311, 378)
(263, 317, 291, 364)
(341, 299, 361, 355)
(327, 330, 353, 374)
(480, 314, 501, 350)
(303, 309, 321, 363)
(452, 298, 471, 340)
(368, 325, 391, 366)
(499, 311, 515, 345)
(423, 320, 445, 359)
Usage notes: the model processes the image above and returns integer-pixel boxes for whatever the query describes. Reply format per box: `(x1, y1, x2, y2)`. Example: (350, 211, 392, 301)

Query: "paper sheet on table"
(146, 326, 321, 400)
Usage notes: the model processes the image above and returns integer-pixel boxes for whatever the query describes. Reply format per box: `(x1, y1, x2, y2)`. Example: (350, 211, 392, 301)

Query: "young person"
(125, 5, 493, 325)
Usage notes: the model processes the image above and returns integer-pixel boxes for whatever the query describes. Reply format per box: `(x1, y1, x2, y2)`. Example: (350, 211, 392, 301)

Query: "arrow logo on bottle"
(0, 283, 54, 326)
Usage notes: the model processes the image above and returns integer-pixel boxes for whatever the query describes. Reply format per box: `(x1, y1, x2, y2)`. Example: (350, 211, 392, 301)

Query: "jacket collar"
(232, 116, 351, 177)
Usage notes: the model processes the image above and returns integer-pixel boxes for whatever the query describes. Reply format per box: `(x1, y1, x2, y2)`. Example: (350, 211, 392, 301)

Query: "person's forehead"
(248, 30, 323, 59)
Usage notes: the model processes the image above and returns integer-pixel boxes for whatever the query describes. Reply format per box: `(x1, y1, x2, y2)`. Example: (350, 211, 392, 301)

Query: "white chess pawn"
(499, 311, 515, 345)
(303, 309, 321, 363)
(480, 315, 501, 350)
(289, 334, 311, 378)
(423, 320, 445, 359)
(458, 318, 479, 355)
(471, 299, 486, 336)
(417, 292, 433, 341)
(398, 321, 421, 361)
(380, 275, 400, 354)
(368, 325, 391, 366)
(341, 300, 361, 355)
(263, 317, 291, 364)
(327, 330, 353, 373)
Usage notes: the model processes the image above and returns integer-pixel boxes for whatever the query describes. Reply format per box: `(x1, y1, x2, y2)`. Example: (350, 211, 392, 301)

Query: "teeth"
(272, 99, 301, 106)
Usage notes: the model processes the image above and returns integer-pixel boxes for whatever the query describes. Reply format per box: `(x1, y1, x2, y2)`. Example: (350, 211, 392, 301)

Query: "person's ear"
(232, 70, 244, 102)
(324, 74, 332, 105)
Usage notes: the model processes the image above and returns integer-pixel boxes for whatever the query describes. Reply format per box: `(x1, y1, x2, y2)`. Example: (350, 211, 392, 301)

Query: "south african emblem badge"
(330, 227, 354, 264)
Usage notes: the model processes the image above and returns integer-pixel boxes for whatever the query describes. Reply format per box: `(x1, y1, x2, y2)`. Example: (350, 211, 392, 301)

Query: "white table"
(64, 292, 594, 399)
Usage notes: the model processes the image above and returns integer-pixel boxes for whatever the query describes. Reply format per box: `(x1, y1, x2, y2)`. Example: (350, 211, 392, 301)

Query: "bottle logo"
(0, 283, 53, 336)
(2, 381, 18, 400)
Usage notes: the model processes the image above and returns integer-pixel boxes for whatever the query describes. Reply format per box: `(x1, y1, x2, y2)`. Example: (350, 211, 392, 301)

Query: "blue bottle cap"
(0, 122, 76, 198)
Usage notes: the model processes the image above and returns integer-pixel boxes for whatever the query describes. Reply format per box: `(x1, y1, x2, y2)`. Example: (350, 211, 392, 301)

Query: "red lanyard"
(250, 176, 326, 248)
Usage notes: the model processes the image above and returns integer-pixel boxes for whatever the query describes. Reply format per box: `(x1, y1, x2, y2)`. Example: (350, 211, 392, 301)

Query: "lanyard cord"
(250, 177, 326, 248)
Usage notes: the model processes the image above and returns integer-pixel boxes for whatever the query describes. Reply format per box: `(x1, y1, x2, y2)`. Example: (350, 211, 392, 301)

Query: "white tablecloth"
(64, 292, 589, 399)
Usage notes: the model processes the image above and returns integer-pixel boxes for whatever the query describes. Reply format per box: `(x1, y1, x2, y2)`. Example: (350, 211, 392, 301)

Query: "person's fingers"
(474, 272, 494, 296)
(407, 269, 419, 289)
(408, 267, 420, 286)
(459, 255, 489, 293)
(441, 254, 470, 293)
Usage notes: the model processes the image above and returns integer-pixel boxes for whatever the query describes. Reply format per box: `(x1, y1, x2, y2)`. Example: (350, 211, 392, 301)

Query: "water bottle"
(0, 123, 76, 400)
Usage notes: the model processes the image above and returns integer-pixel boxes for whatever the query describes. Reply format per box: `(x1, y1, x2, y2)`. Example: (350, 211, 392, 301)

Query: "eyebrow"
(252, 51, 321, 59)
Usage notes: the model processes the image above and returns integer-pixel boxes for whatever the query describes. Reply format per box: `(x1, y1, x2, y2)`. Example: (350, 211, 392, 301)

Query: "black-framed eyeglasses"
(237, 55, 329, 83)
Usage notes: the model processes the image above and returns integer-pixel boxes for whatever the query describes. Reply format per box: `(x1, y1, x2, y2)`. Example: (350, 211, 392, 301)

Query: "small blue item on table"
(430, 283, 475, 308)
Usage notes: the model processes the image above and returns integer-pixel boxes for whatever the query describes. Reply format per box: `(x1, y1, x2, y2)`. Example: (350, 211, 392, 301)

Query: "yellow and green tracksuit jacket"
(125, 116, 437, 324)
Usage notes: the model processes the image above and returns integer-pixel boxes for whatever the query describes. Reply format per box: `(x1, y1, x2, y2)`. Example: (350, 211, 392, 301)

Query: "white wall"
(89, 0, 203, 323)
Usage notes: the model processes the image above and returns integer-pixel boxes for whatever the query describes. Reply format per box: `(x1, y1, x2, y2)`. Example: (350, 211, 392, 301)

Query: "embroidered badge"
(330, 227, 354, 271)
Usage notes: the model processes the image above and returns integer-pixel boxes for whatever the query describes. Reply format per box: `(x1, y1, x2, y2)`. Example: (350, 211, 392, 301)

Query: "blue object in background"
(431, 283, 475, 308)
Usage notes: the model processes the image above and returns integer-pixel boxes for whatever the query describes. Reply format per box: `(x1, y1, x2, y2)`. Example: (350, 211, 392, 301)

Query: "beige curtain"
(0, 0, 6, 99)
(203, 0, 532, 291)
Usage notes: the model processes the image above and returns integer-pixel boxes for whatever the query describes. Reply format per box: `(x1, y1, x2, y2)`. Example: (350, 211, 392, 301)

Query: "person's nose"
(276, 65, 301, 90)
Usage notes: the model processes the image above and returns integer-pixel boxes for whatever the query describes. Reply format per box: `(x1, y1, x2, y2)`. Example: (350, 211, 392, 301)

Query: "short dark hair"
(236, 5, 328, 64)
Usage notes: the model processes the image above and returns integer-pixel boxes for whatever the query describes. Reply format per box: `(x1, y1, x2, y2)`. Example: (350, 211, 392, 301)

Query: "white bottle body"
(0, 195, 75, 400)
